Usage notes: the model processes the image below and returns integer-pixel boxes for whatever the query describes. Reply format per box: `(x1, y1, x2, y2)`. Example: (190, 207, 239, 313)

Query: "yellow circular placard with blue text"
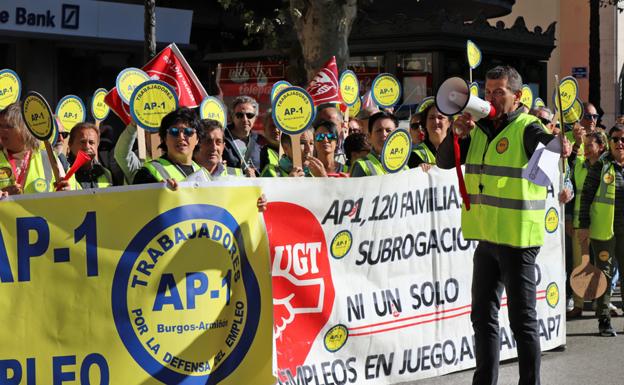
(417, 96, 435, 114)
(330, 230, 353, 259)
(469, 82, 479, 97)
(324, 324, 348, 353)
(340, 70, 360, 107)
(520, 85, 533, 109)
(546, 282, 559, 308)
(534, 97, 545, 109)
(117, 67, 150, 104)
(563, 98, 583, 124)
(272, 86, 316, 135)
(22, 91, 54, 141)
(349, 95, 361, 119)
(200, 96, 227, 128)
(270, 81, 291, 103)
(0, 69, 21, 110)
(554, 76, 578, 112)
(466, 40, 482, 69)
(544, 207, 559, 233)
(92, 88, 110, 121)
(381, 128, 412, 173)
(371, 73, 401, 108)
(130, 80, 179, 133)
(56, 95, 86, 132)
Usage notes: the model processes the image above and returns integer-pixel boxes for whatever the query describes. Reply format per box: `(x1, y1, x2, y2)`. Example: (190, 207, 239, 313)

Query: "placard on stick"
(199, 96, 227, 128)
(272, 87, 316, 170)
(381, 128, 412, 173)
(371, 73, 401, 109)
(56, 95, 86, 132)
(0, 69, 21, 110)
(130, 80, 179, 133)
(92, 88, 111, 127)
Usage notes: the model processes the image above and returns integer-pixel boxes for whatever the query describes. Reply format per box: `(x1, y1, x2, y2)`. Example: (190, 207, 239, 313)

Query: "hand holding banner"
(129, 80, 179, 133)
(199, 96, 227, 128)
(381, 128, 412, 173)
(56, 95, 86, 132)
(0, 69, 21, 109)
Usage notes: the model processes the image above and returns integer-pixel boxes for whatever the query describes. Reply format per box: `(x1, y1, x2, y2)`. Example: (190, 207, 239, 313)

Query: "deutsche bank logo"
(61, 4, 79, 29)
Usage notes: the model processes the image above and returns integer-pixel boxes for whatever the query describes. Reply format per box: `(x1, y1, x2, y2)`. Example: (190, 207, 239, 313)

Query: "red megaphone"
(63, 150, 92, 181)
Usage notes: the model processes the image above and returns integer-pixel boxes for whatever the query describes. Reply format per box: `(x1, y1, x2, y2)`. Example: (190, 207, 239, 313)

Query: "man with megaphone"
(436, 66, 571, 385)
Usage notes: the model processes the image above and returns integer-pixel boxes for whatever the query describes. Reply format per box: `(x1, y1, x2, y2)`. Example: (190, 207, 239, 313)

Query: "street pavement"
(403, 295, 624, 385)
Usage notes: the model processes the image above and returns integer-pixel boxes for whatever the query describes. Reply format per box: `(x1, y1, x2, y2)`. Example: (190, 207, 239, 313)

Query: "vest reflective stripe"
(462, 113, 547, 247)
(355, 153, 385, 176)
(413, 144, 436, 164)
(572, 160, 589, 228)
(144, 158, 199, 182)
(589, 162, 616, 240)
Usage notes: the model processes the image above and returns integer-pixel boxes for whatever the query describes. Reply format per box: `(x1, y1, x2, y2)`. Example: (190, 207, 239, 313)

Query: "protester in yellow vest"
(259, 110, 280, 172)
(351, 111, 407, 177)
(565, 131, 608, 318)
(313, 120, 348, 175)
(577, 124, 624, 336)
(437, 66, 571, 385)
(195, 119, 244, 178)
(68, 122, 114, 189)
(409, 104, 450, 171)
(132, 108, 203, 187)
(260, 127, 324, 177)
(0, 102, 78, 196)
(343, 133, 370, 175)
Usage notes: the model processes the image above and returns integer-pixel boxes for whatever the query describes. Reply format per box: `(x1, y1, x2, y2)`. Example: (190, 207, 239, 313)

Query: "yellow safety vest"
(413, 143, 436, 164)
(463, 113, 548, 248)
(589, 161, 616, 241)
(572, 158, 590, 228)
(0, 150, 80, 193)
(143, 157, 203, 182)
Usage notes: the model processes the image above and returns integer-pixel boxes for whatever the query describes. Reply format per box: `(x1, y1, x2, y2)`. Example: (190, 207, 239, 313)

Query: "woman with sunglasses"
(133, 108, 203, 186)
(409, 104, 450, 169)
(577, 125, 624, 336)
(313, 120, 348, 175)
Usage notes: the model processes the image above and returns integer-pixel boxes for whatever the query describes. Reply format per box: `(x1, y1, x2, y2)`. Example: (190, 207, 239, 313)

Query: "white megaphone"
(435, 77, 496, 120)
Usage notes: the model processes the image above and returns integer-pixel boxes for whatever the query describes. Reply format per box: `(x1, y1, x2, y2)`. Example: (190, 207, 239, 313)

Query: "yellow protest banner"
(339, 70, 359, 107)
(0, 185, 274, 385)
(117, 68, 150, 104)
(381, 128, 411, 173)
(371, 73, 401, 108)
(199, 96, 227, 128)
(56, 95, 86, 132)
(271, 86, 315, 135)
(22, 91, 54, 141)
(0, 69, 21, 109)
(466, 40, 482, 70)
(92, 88, 111, 121)
(130, 80, 179, 132)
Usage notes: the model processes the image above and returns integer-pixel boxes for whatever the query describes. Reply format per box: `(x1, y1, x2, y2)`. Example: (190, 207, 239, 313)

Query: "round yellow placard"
(554, 76, 578, 112)
(92, 88, 110, 121)
(271, 86, 316, 135)
(534, 97, 545, 108)
(563, 98, 583, 124)
(417, 96, 435, 114)
(200, 96, 227, 128)
(270, 81, 291, 103)
(56, 95, 86, 132)
(469, 82, 479, 97)
(371, 73, 401, 108)
(0, 69, 21, 110)
(349, 95, 361, 119)
(130, 80, 179, 132)
(340, 70, 359, 107)
(520, 85, 533, 109)
(466, 40, 482, 69)
(116, 67, 150, 104)
(22, 91, 54, 141)
(381, 128, 412, 173)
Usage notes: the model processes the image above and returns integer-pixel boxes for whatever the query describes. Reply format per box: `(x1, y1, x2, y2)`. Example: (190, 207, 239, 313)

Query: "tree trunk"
(144, 0, 157, 62)
(589, 0, 600, 108)
(290, 0, 357, 82)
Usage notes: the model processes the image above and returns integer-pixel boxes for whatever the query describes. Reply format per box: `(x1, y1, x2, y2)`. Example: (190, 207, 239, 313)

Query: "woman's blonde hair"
(0, 102, 40, 151)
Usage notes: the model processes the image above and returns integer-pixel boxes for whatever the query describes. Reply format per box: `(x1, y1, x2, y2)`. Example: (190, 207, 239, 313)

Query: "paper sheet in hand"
(523, 141, 561, 186)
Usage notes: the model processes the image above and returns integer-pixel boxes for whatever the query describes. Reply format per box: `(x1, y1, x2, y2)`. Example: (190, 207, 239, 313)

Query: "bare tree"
(144, 0, 156, 62)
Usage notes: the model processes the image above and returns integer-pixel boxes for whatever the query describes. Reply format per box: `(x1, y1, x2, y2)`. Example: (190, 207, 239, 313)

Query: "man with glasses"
(580, 102, 600, 134)
(223, 95, 263, 174)
(437, 65, 571, 385)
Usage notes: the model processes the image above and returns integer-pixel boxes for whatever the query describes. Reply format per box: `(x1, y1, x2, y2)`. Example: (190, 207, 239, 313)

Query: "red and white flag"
(306, 56, 341, 106)
(105, 43, 208, 125)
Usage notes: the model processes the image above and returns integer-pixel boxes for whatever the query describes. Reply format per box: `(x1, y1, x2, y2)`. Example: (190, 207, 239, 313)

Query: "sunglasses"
(611, 137, 624, 143)
(410, 123, 423, 130)
(234, 112, 256, 120)
(315, 133, 337, 142)
(59, 132, 70, 139)
(538, 117, 551, 126)
(167, 126, 196, 138)
(583, 113, 599, 121)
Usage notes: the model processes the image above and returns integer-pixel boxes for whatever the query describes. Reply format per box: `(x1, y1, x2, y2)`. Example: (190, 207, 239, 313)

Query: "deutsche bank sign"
(0, 0, 192, 43)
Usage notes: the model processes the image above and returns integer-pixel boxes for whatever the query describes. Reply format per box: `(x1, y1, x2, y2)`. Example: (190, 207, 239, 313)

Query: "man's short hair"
(198, 119, 224, 142)
(609, 123, 624, 137)
(316, 103, 343, 123)
(68, 122, 100, 147)
(530, 106, 554, 122)
(367, 111, 398, 134)
(231, 95, 258, 114)
(344, 133, 370, 161)
(486, 66, 523, 93)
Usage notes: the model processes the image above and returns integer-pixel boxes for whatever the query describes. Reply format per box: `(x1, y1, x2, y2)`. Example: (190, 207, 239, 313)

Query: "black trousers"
(471, 241, 541, 385)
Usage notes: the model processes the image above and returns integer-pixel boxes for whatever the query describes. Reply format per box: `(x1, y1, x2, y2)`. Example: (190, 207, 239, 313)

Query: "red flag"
(105, 43, 208, 125)
(306, 56, 341, 106)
